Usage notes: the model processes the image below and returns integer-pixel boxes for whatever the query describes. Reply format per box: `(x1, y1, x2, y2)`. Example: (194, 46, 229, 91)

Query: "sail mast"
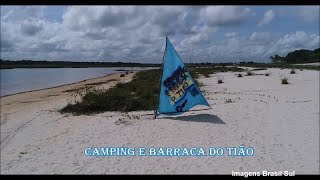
(154, 36, 167, 119)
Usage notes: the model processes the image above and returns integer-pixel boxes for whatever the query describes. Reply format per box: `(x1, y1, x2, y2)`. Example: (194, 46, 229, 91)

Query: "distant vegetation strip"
(0, 60, 161, 69)
(0, 60, 244, 69)
(1, 60, 318, 71)
(1, 48, 318, 69)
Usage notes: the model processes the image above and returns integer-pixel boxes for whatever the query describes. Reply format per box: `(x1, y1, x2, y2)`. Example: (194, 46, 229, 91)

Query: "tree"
(270, 54, 283, 63)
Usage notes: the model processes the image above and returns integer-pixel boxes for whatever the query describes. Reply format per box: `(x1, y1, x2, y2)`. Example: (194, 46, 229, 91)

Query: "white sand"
(1, 68, 319, 174)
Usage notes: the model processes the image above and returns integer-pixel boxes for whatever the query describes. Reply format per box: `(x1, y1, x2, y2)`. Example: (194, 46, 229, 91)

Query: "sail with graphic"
(156, 37, 210, 116)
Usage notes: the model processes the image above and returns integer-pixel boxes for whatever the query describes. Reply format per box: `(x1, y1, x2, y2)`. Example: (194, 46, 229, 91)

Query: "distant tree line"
(0, 59, 238, 69)
(0, 60, 161, 69)
(270, 48, 319, 63)
(2, 47, 318, 69)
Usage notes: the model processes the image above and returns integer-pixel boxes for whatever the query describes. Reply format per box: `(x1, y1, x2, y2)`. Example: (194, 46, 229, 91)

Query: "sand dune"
(0, 68, 319, 174)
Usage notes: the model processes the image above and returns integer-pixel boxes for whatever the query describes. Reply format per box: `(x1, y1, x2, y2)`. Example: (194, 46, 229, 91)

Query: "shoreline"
(0, 71, 136, 120)
(0, 72, 124, 98)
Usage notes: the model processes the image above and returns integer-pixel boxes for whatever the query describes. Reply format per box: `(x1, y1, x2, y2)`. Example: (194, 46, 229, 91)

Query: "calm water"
(0, 67, 149, 96)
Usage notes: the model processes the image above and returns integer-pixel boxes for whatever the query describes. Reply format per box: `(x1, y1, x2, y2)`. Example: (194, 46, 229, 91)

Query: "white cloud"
(264, 31, 319, 57)
(1, 6, 319, 63)
(20, 19, 45, 36)
(1, 6, 45, 22)
(62, 6, 148, 31)
(225, 32, 238, 38)
(257, 10, 275, 27)
(200, 6, 252, 26)
(249, 32, 271, 42)
(180, 33, 209, 46)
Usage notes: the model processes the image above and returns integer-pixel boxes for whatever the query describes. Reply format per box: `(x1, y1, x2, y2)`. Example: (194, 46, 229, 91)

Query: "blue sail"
(157, 37, 210, 115)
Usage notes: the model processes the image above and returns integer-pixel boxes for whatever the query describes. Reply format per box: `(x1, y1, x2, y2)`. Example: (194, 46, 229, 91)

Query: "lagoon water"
(0, 67, 148, 96)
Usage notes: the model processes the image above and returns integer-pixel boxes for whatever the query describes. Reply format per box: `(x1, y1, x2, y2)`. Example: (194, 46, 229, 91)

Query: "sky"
(1, 5, 319, 63)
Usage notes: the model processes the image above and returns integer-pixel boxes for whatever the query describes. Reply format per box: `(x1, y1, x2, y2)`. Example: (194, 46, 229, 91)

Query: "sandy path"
(0, 68, 319, 174)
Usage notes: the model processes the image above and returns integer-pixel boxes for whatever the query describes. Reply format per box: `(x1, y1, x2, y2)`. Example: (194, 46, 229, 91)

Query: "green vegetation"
(224, 99, 234, 103)
(0, 60, 161, 69)
(60, 66, 243, 115)
(270, 48, 319, 63)
(189, 66, 243, 78)
(60, 69, 162, 115)
(217, 75, 224, 84)
(0, 60, 244, 69)
(238, 48, 319, 71)
(246, 71, 254, 76)
(281, 77, 289, 85)
(251, 68, 267, 71)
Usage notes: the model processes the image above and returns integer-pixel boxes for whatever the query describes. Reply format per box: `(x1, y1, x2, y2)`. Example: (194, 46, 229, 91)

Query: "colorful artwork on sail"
(157, 37, 210, 115)
(163, 66, 198, 106)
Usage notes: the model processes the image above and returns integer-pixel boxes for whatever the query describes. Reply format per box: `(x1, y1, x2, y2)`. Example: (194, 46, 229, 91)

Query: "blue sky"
(43, 6, 67, 23)
(1, 6, 319, 63)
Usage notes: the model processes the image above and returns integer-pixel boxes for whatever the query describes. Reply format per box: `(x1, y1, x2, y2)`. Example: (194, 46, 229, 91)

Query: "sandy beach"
(0, 68, 319, 174)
